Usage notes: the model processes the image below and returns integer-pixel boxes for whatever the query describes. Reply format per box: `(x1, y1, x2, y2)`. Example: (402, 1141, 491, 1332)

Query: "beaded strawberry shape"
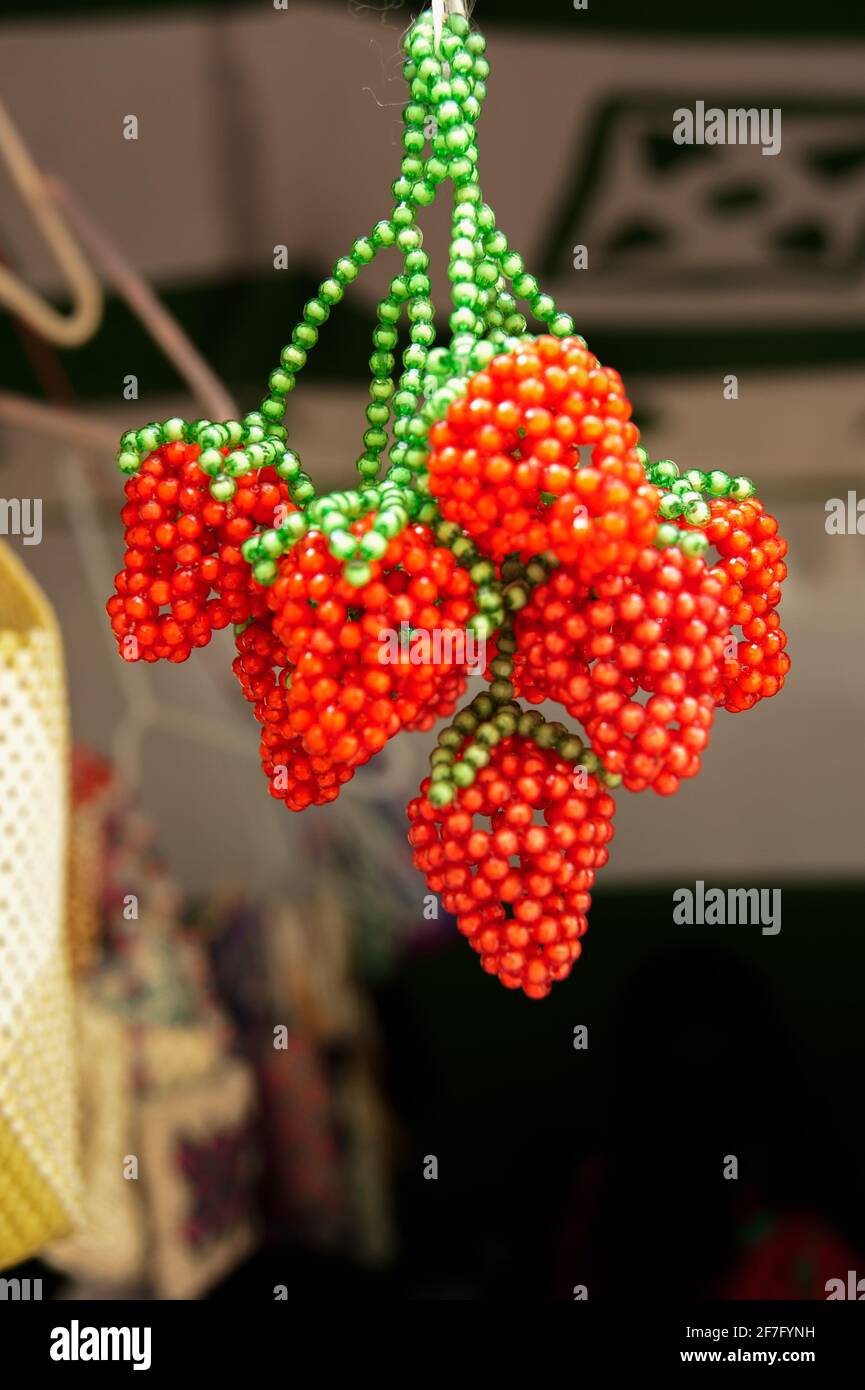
(106, 7, 789, 997)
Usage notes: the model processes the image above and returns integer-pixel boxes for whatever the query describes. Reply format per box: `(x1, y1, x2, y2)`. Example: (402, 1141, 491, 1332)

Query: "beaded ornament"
(106, 7, 789, 999)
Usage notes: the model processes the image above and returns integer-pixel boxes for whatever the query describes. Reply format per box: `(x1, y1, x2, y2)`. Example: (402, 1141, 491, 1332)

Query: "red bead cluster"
(230, 520, 475, 808)
(408, 736, 615, 999)
(107, 333, 790, 1001)
(692, 496, 790, 712)
(266, 520, 473, 761)
(427, 335, 659, 577)
(106, 441, 291, 662)
(498, 546, 731, 795)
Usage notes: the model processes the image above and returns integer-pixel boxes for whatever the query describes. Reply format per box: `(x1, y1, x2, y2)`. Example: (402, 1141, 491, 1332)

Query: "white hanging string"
(432, 0, 468, 55)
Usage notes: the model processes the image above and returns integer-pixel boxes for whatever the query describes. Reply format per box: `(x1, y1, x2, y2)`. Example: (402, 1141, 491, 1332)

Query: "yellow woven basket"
(0, 541, 79, 1267)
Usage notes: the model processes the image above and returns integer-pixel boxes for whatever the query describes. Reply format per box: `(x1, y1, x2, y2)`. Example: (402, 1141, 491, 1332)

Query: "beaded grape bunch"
(106, 8, 789, 999)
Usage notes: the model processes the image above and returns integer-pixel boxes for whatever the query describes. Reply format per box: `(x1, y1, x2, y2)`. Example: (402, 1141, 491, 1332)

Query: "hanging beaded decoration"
(106, 6, 790, 999)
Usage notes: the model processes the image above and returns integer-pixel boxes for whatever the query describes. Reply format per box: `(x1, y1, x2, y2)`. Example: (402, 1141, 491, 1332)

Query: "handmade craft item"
(0, 543, 79, 1266)
(105, 6, 789, 999)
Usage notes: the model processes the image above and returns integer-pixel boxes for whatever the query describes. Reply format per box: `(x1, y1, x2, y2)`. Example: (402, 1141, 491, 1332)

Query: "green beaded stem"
(425, 676, 623, 810)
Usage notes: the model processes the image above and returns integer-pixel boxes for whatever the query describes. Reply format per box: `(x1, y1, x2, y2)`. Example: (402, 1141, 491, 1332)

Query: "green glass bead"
(684, 469, 706, 492)
(707, 470, 731, 496)
(467, 613, 494, 640)
(280, 513, 307, 542)
(680, 530, 709, 557)
(372, 326, 399, 352)
(397, 227, 422, 251)
(500, 251, 524, 278)
(117, 451, 140, 474)
(319, 278, 344, 305)
(532, 294, 556, 321)
(210, 476, 236, 502)
(369, 351, 395, 377)
(261, 398, 285, 422)
(351, 237, 375, 264)
(550, 313, 574, 337)
(327, 530, 356, 560)
(454, 709, 478, 735)
(730, 476, 755, 499)
(268, 370, 294, 397)
(258, 529, 284, 559)
(293, 323, 318, 350)
(363, 428, 388, 452)
(275, 449, 301, 479)
(359, 530, 388, 561)
(450, 307, 477, 333)
(428, 782, 455, 809)
(372, 220, 396, 248)
(453, 282, 479, 308)
(671, 477, 692, 497)
(198, 448, 224, 477)
(655, 523, 679, 548)
(252, 559, 277, 586)
(408, 300, 434, 323)
(683, 498, 711, 527)
(137, 425, 162, 452)
(303, 298, 329, 325)
(512, 272, 538, 299)
(452, 762, 475, 789)
(463, 745, 490, 771)
(334, 257, 359, 284)
(411, 322, 435, 347)
(651, 459, 679, 487)
(162, 417, 186, 442)
(658, 493, 684, 520)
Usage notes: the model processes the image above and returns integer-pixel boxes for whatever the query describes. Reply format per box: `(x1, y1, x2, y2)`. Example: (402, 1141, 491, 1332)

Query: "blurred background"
(0, 0, 863, 1300)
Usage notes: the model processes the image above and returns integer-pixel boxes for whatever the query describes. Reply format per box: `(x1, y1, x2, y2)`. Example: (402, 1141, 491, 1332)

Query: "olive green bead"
(489, 680, 515, 704)
(558, 735, 585, 761)
(463, 745, 490, 770)
(438, 727, 464, 750)
(452, 762, 476, 789)
(454, 709, 478, 735)
(430, 748, 456, 767)
(428, 782, 455, 809)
